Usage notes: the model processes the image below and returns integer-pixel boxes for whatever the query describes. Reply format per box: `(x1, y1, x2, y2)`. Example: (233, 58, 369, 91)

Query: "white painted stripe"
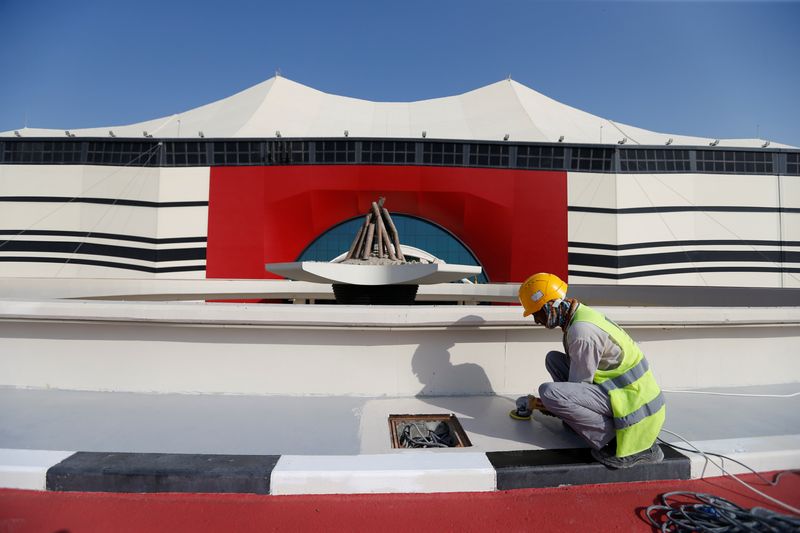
(569, 245, 798, 254)
(0, 235, 205, 249)
(0, 252, 205, 268)
(270, 452, 496, 495)
(0, 449, 74, 490)
(568, 261, 800, 274)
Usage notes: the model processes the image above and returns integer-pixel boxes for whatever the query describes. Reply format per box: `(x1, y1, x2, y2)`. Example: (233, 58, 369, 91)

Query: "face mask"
(540, 298, 573, 330)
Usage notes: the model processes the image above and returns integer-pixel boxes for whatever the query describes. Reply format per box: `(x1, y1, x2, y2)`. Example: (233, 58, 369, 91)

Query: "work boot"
(591, 443, 664, 469)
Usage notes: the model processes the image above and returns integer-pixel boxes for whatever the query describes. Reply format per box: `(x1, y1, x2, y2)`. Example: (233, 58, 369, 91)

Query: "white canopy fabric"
(2, 76, 791, 148)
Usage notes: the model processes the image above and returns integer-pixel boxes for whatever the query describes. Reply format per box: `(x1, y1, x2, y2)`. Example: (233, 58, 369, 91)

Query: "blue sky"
(1, 0, 798, 146)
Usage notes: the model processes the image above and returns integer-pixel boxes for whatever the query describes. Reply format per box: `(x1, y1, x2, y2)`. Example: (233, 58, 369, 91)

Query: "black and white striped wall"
(567, 172, 800, 287)
(0, 165, 208, 277)
(0, 162, 798, 287)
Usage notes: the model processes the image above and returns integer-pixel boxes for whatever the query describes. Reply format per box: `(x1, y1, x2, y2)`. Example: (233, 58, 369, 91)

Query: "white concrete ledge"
(270, 452, 496, 495)
(675, 434, 800, 479)
(0, 298, 798, 329)
(0, 278, 516, 302)
(0, 449, 74, 490)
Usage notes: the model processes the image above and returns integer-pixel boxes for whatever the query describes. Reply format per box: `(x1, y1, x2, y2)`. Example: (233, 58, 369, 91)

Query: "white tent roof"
(2, 76, 791, 148)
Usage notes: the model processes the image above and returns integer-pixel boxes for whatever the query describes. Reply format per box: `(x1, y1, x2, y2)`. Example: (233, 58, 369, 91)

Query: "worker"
(510, 272, 665, 469)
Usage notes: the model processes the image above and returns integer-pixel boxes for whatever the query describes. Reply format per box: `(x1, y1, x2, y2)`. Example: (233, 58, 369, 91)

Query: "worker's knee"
(544, 351, 569, 381)
(538, 382, 568, 407)
(544, 351, 563, 367)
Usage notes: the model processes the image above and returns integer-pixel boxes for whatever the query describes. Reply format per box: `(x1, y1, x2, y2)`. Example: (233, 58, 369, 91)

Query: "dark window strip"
(2, 138, 798, 174)
(568, 239, 800, 251)
(0, 256, 206, 274)
(569, 266, 800, 280)
(568, 205, 800, 214)
(0, 196, 207, 208)
(0, 230, 205, 245)
(569, 250, 799, 270)
(0, 241, 206, 262)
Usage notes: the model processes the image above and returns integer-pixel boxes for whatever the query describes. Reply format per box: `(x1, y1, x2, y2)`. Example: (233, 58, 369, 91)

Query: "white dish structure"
(265, 261, 482, 286)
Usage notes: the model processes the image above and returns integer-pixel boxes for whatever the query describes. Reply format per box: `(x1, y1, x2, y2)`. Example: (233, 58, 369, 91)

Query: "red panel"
(207, 165, 567, 283)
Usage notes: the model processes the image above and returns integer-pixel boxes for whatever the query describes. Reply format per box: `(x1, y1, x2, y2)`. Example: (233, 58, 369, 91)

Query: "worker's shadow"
(411, 314, 581, 449)
(410, 315, 511, 443)
(411, 317, 493, 397)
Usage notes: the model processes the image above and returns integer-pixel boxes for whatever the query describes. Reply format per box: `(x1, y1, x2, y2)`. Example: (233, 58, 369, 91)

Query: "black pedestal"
(332, 284, 419, 305)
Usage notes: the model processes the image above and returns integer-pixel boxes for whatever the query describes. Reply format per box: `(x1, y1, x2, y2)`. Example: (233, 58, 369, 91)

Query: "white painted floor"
(0, 384, 798, 456)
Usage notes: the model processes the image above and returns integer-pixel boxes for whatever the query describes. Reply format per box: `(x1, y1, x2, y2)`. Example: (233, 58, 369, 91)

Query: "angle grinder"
(509, 394, 554, 420)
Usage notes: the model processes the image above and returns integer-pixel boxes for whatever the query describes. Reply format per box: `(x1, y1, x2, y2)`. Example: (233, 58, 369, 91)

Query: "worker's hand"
(531, 397, 546, 411)
(531, 396, 557, 417)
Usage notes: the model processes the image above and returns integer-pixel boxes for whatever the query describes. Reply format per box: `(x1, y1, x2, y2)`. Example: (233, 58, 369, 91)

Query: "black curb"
(487, 445, 690, 490)
(46, 452, 281, 494)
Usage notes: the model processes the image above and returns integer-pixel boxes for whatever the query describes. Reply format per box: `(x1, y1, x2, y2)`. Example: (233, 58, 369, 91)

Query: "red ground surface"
(1, 472, 798, 532)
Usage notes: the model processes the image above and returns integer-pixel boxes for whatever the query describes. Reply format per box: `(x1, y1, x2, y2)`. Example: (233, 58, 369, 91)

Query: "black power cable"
(645, 491, 800, 532)
(398, 421, 455, 448)
(658, 439, 800, 488)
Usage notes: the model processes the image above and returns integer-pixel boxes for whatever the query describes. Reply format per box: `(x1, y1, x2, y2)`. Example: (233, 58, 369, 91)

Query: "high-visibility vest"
(568, 304, 665, 457)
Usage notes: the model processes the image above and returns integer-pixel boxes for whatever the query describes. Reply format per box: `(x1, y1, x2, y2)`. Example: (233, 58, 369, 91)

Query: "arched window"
(298, 214, 488, 283)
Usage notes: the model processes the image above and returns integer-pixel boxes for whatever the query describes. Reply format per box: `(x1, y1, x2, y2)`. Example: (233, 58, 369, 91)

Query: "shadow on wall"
(411, 315, 494, 397)
(410, 315, 583, 450)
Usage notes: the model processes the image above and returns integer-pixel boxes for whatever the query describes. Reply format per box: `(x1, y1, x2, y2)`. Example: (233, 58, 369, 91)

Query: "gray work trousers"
(538, 351, 615, 450)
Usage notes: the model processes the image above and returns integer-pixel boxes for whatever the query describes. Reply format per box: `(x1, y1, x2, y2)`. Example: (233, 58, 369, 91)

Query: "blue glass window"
(298, 214, 487, 283)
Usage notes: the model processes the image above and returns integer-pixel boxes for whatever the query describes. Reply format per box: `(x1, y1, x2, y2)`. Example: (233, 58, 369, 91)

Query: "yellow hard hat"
(518, 273, 568, 317)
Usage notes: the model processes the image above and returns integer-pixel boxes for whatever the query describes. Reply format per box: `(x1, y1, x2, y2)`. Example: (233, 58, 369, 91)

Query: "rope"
(662, 390, 800, 398)
(630, 175, 711, 286)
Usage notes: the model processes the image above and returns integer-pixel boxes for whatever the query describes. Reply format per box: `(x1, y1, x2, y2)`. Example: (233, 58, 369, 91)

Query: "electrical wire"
(645, 490, 800, 532)
(662, 390, 800, 398)
(659, 428, 800, 516)
(658, 439, 800, 488)
(399, 422, 454, 449)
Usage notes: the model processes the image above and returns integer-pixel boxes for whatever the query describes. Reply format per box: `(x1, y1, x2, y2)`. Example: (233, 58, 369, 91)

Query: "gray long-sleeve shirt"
(563, 318, 624, 384)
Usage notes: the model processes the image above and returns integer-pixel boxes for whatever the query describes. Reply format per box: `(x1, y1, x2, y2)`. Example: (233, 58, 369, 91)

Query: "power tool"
(509, 394, 555, 420)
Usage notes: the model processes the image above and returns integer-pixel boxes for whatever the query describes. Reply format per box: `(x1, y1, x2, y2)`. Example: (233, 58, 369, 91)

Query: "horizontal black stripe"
(0, 230, 206, 245)
(570, 250, 800, 269)
(569, 266, 800, 280)
(0, 256, 205, 274)
(568, 205, 800, 214)
(0, 240, 206, 262)
(569, 239, 800, 251)
(0, 196, 207, 208)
